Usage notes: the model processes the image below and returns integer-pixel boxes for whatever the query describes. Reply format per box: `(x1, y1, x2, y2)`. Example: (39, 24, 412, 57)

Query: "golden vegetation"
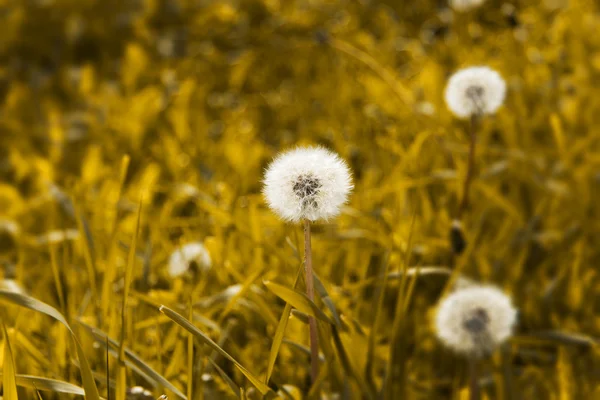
(1, 0, 600, 398)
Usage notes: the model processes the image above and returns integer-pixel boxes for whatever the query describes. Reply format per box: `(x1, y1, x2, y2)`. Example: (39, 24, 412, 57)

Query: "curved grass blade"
(264, 261, 304, 385)
(207, 357, 241, 399)
(2, 324, 18, 400)
(264, 305, 293, 386)
(132, 291, 221, 333)
(159, 305, 274, 396)
(313, 273, 342, 329)
(77, 321, 187, 400)
(0, 374, 85, 396)
(0, 290, 100, 400)
(263, 281, 334, 325)
(348, 266, 453, 289)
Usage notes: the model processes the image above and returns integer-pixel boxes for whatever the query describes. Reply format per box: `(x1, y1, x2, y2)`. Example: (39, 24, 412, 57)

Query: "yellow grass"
(1, 0, 600, 398)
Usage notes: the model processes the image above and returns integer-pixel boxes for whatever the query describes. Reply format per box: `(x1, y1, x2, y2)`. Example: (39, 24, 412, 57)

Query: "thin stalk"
(469, 357, 481, 400)
(303, 219, 320, 385)
(457, 114, 479, 220)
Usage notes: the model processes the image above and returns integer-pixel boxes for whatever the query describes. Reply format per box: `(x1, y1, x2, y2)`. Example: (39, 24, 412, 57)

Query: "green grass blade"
(159, 305, 274, 396)
(263, 281, 334, 325)
(0, 290, 100, 400)
(2, 324, 18, 400)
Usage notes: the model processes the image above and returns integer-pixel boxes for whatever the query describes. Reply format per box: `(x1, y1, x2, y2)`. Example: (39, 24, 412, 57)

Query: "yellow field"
(1, 0, 600, 399)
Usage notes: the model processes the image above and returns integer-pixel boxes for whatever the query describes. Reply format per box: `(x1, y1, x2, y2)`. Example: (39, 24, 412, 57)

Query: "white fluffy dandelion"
(444, 66, 506, 119)
(263, 146, 352, 383)
(167, 242, 211, 278)
(449, 0, 486, 12)
(263, 146, 353, 223)
(435, 285, 517, 356)
(127, 386, 153, 399)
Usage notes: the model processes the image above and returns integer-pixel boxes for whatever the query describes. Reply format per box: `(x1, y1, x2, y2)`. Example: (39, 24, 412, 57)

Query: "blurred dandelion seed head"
(35, 229, 80, 246)
(449, 0, 486, 12)
(435, 285, 517, 356)
(167, 242, 212, 278)
(445, 66, 506, 118)
(0, 219, 20, 236)
(127, 386, 154, 399)
(263, 146, 353, 222)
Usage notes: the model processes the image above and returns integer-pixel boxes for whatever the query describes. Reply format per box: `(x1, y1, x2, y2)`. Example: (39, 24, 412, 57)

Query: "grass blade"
(117, 197, 143, 400)
(73, 202, 100, 320)
(0, 374, 85, 396)
(331, 327, 373, 400)
(77, 321, 187, 400)
(0, 290, 100, 400)
(313, 272, 342, 329)
(159, 305, 274, 396)
(264, 305, 292, 386)
(263, 281, 334, 325)
(365, 251, 390, 395)
(207, 357, 241, 399)
(384, 212, 417, 399)
(2, 324, 18, 400)
(264, 261, 304, 385)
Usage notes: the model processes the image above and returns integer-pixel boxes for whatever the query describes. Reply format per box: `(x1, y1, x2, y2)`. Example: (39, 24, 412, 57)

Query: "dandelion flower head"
(449, 0, 486, 12)
(127, 386, 154, 400)
(444, 66, 506, 119)
(168, 242, 212, 278)
(435, 285, 517, 356)
(263, 146, 353, 222)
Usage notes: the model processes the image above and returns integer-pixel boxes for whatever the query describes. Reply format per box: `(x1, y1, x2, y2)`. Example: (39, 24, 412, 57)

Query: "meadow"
(1, 0, 600, 399)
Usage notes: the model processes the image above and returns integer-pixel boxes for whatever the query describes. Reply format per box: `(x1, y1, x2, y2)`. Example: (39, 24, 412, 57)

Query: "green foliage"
(1, 0, 600, 398)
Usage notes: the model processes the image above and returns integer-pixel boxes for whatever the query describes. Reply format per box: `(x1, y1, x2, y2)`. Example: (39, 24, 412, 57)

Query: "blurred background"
(1, 0, 600, 399)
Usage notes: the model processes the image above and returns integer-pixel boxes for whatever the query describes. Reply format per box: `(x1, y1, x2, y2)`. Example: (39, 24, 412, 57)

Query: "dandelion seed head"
(445, 66, 506, 118)
(0, 219, 19, 236)
(35, 229, 80, 246)
(263, 146, 353, 222)
(435, 285, 517, 356)
(127, 386, 153, 399)
(167, 242, 211, 278)
(450, 0, 486, 12)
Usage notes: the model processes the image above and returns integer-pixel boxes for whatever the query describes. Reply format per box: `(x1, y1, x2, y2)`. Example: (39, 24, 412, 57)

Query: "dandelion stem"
(469, 357, 481, 400)
(303, 219, 320, 385)
(458, 114, 478, 219)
